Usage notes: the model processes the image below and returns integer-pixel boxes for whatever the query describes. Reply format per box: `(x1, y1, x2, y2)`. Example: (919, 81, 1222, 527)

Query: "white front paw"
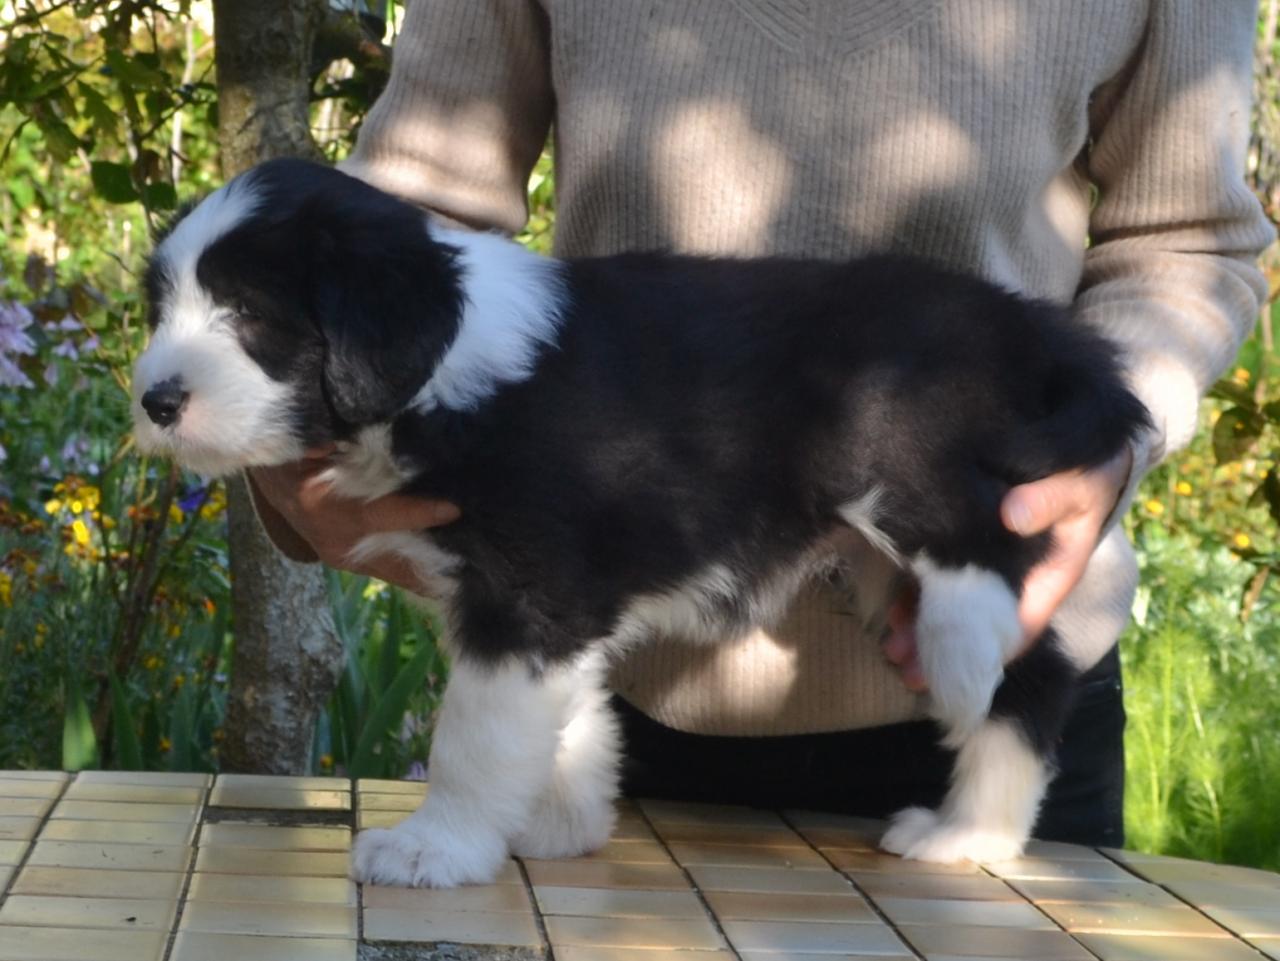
(352, 821, 507, 888)
(882, 807, 1025, 864)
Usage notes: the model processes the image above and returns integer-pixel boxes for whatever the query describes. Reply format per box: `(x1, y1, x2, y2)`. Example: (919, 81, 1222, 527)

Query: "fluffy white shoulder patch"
(413, 228, 567, 413)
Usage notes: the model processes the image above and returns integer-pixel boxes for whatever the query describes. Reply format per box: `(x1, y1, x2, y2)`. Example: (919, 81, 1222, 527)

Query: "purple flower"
(0, 300, 35, 389)
(178, 485, 209, 513)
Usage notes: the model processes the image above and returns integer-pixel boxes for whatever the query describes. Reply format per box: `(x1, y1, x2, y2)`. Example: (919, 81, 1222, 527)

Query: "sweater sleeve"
(1078, 0, 1274, 516)
(340, 0, 554, 235)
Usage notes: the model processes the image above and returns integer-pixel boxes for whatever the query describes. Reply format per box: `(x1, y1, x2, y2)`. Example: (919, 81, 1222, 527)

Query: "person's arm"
(887, 1, 1274, 684)
(247, 0, 555, 587)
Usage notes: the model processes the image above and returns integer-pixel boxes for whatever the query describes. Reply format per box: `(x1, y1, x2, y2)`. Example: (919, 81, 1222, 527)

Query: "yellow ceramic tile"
(0, 780, 63, 800)
(362, 882, 533, 913)
(355, 809, 404, 830)
(533, 885, 708, 919)
(1254, 937, 1280, 961)
(0, 925, 167, 961)
(199, 823, 351, 851)
(353, 792, 422, 812)
(194, 847, 349, 877)
(38, 819, 196, 847)
(0, 841, 27, 866)
(654, 821, 806, 846)
(522, 859, 691, 890)
(669, 842, 828, 870)
(545, 915, 725, 950)
(355, 779, 429, 795)
(1010, 879, 1182, 907)
(62, 782, 205, 804)
(26, 840, 192, 872)
(638, 800, 785, 830)
(1023, 840, 1113, 861)
(983, 857, 1139, 883)
(216, 774, 349, 792)
(793, 828, 882, 851)
(362, 907, 543, 946)
(187, 873, 356, 906)
(1199, 907, 1280, 939)
(1122, 858, 1280, 888)
(74, 770, 210, 788)
(874, 897, 1056, 929)
(209, 785, 350, 811)
(1073, 932, 1263, 961)
(0, 817, 40, 842)
(1039, 901, 1230, 936)
(1165, 880, 1280, 910)
(555, 948, 736, 961)
(612, 814, 658, 841)
(170, 932, 356, 961)
(10, 867, 185, 900)
(0, 798, 52, 818)
(719, 919, 909, 956)
(529, 840, 671, 866)
(826, 850, 981, 874)
(688, 865, 855, 895)
(848, 871, 1020, 902)
(704, 890, 876, 923)
(899, 924, 1094, 959)
(0, 772, 67, 782)
(50, 799, 198, 823)
(0, 865, 11, 891)
(0, 895, 176, 931)
(179, 900, 356, 938)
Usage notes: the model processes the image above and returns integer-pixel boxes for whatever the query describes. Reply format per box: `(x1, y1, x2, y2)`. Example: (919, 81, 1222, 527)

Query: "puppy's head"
(131, 158, 463, 476)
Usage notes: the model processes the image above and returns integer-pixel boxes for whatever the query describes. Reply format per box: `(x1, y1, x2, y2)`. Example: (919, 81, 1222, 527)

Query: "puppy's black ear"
(309, 181, 463, 425)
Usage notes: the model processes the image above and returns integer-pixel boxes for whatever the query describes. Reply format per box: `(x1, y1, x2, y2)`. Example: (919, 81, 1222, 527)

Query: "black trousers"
(616, 645, 1126, 847)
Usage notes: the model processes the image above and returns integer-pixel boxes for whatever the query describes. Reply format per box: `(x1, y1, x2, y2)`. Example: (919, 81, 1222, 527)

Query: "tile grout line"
(1094, 846, 1269, 955)
(512, 854, 555, 961)
(635, 803, 742, 961)
(778, 810, 928, 961)
(159, 775, 212, 961)
(0, 772, 74, 908)
(977, 859, 1105, 961)
(354, 778, 365, 950)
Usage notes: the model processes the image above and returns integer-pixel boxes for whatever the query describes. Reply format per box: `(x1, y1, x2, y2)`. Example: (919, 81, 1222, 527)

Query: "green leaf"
(1209, 379, 1257, 409)
(103, 49, 170, 90)
(90, 160, 138, 203)
(33, 112, 80, 163)
(379, 593, 406, 694)
(349, 638, 436, 778)
(78, 82, 119, 140)
(109, 670, 144, 771)
(62, 680, 99, 771)
(168, 683, 195, 772)
(1263, 469, 1280, 526)
(143, 181, 177, 211)
(1212, 407, 1263, 464)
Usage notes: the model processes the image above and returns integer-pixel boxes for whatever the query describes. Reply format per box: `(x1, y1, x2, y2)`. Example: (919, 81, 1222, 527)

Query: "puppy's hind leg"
(351, 656, 561, 888)
(882, 631, 1080, 863)
(510, 651, 621, 860)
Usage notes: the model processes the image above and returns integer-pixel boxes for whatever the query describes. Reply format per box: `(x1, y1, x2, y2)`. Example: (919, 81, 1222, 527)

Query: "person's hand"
(883, 447, 1133, 691)
(248, 446, 460, 594)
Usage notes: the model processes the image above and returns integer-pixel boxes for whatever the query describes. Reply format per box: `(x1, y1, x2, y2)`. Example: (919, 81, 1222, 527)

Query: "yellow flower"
(1234, 533, 1252, 549)
(13, 642, 24, 655)
(167, 624, 181, 639)
(33, 634, 44, 650)
(70, 500, 83, 514)
(80, 486, 101, 511)
(143, 655, 162, 671)
(1145, 499, 1165, 516)
(44, 498, 62, 515)
(159, 737, 172, 753)
(168, 504, 185, 525)
(1175, 481, 1193, 496)
(1233, 367, 1251, 385)
(102, 516, 116, 530)
(71, 519, 90, 546)
(319, 754, 334, 770)
(0, 571, 11, 607)
(35, 622, 48, 636)
(172, 674, 185, 690)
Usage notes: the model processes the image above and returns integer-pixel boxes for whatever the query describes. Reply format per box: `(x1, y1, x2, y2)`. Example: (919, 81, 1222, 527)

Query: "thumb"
(1001, 473, 1083, 537)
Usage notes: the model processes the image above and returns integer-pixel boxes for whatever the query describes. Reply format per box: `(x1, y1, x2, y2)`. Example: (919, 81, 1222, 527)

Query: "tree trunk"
(212, 0, 345, 773)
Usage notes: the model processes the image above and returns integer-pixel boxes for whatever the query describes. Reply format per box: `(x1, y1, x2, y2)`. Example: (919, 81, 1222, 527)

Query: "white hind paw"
(883, 808, 1025, 864)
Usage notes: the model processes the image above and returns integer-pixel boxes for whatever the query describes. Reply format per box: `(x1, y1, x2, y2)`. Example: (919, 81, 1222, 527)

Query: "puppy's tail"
(993, 329, 1152, 484)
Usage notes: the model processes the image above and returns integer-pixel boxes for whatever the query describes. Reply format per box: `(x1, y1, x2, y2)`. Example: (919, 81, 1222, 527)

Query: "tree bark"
(212, 0, 344, 773)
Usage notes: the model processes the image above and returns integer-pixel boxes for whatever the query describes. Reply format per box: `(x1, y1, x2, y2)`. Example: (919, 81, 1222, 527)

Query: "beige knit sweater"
(335, 0, 1273, 735)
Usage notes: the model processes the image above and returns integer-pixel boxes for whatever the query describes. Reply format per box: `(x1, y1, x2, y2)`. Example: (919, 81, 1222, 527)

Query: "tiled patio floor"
(1, 771, 1278, 961)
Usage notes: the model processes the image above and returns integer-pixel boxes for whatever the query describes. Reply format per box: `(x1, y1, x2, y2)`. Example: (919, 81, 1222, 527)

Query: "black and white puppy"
(133, 158, 1148, 887)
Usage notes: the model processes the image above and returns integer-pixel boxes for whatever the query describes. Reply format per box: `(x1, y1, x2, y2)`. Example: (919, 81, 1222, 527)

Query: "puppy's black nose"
(141, 378, 189, 427)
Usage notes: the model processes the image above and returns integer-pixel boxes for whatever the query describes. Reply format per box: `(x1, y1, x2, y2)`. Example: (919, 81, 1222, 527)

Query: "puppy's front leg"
(351, 656, 561, 888)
